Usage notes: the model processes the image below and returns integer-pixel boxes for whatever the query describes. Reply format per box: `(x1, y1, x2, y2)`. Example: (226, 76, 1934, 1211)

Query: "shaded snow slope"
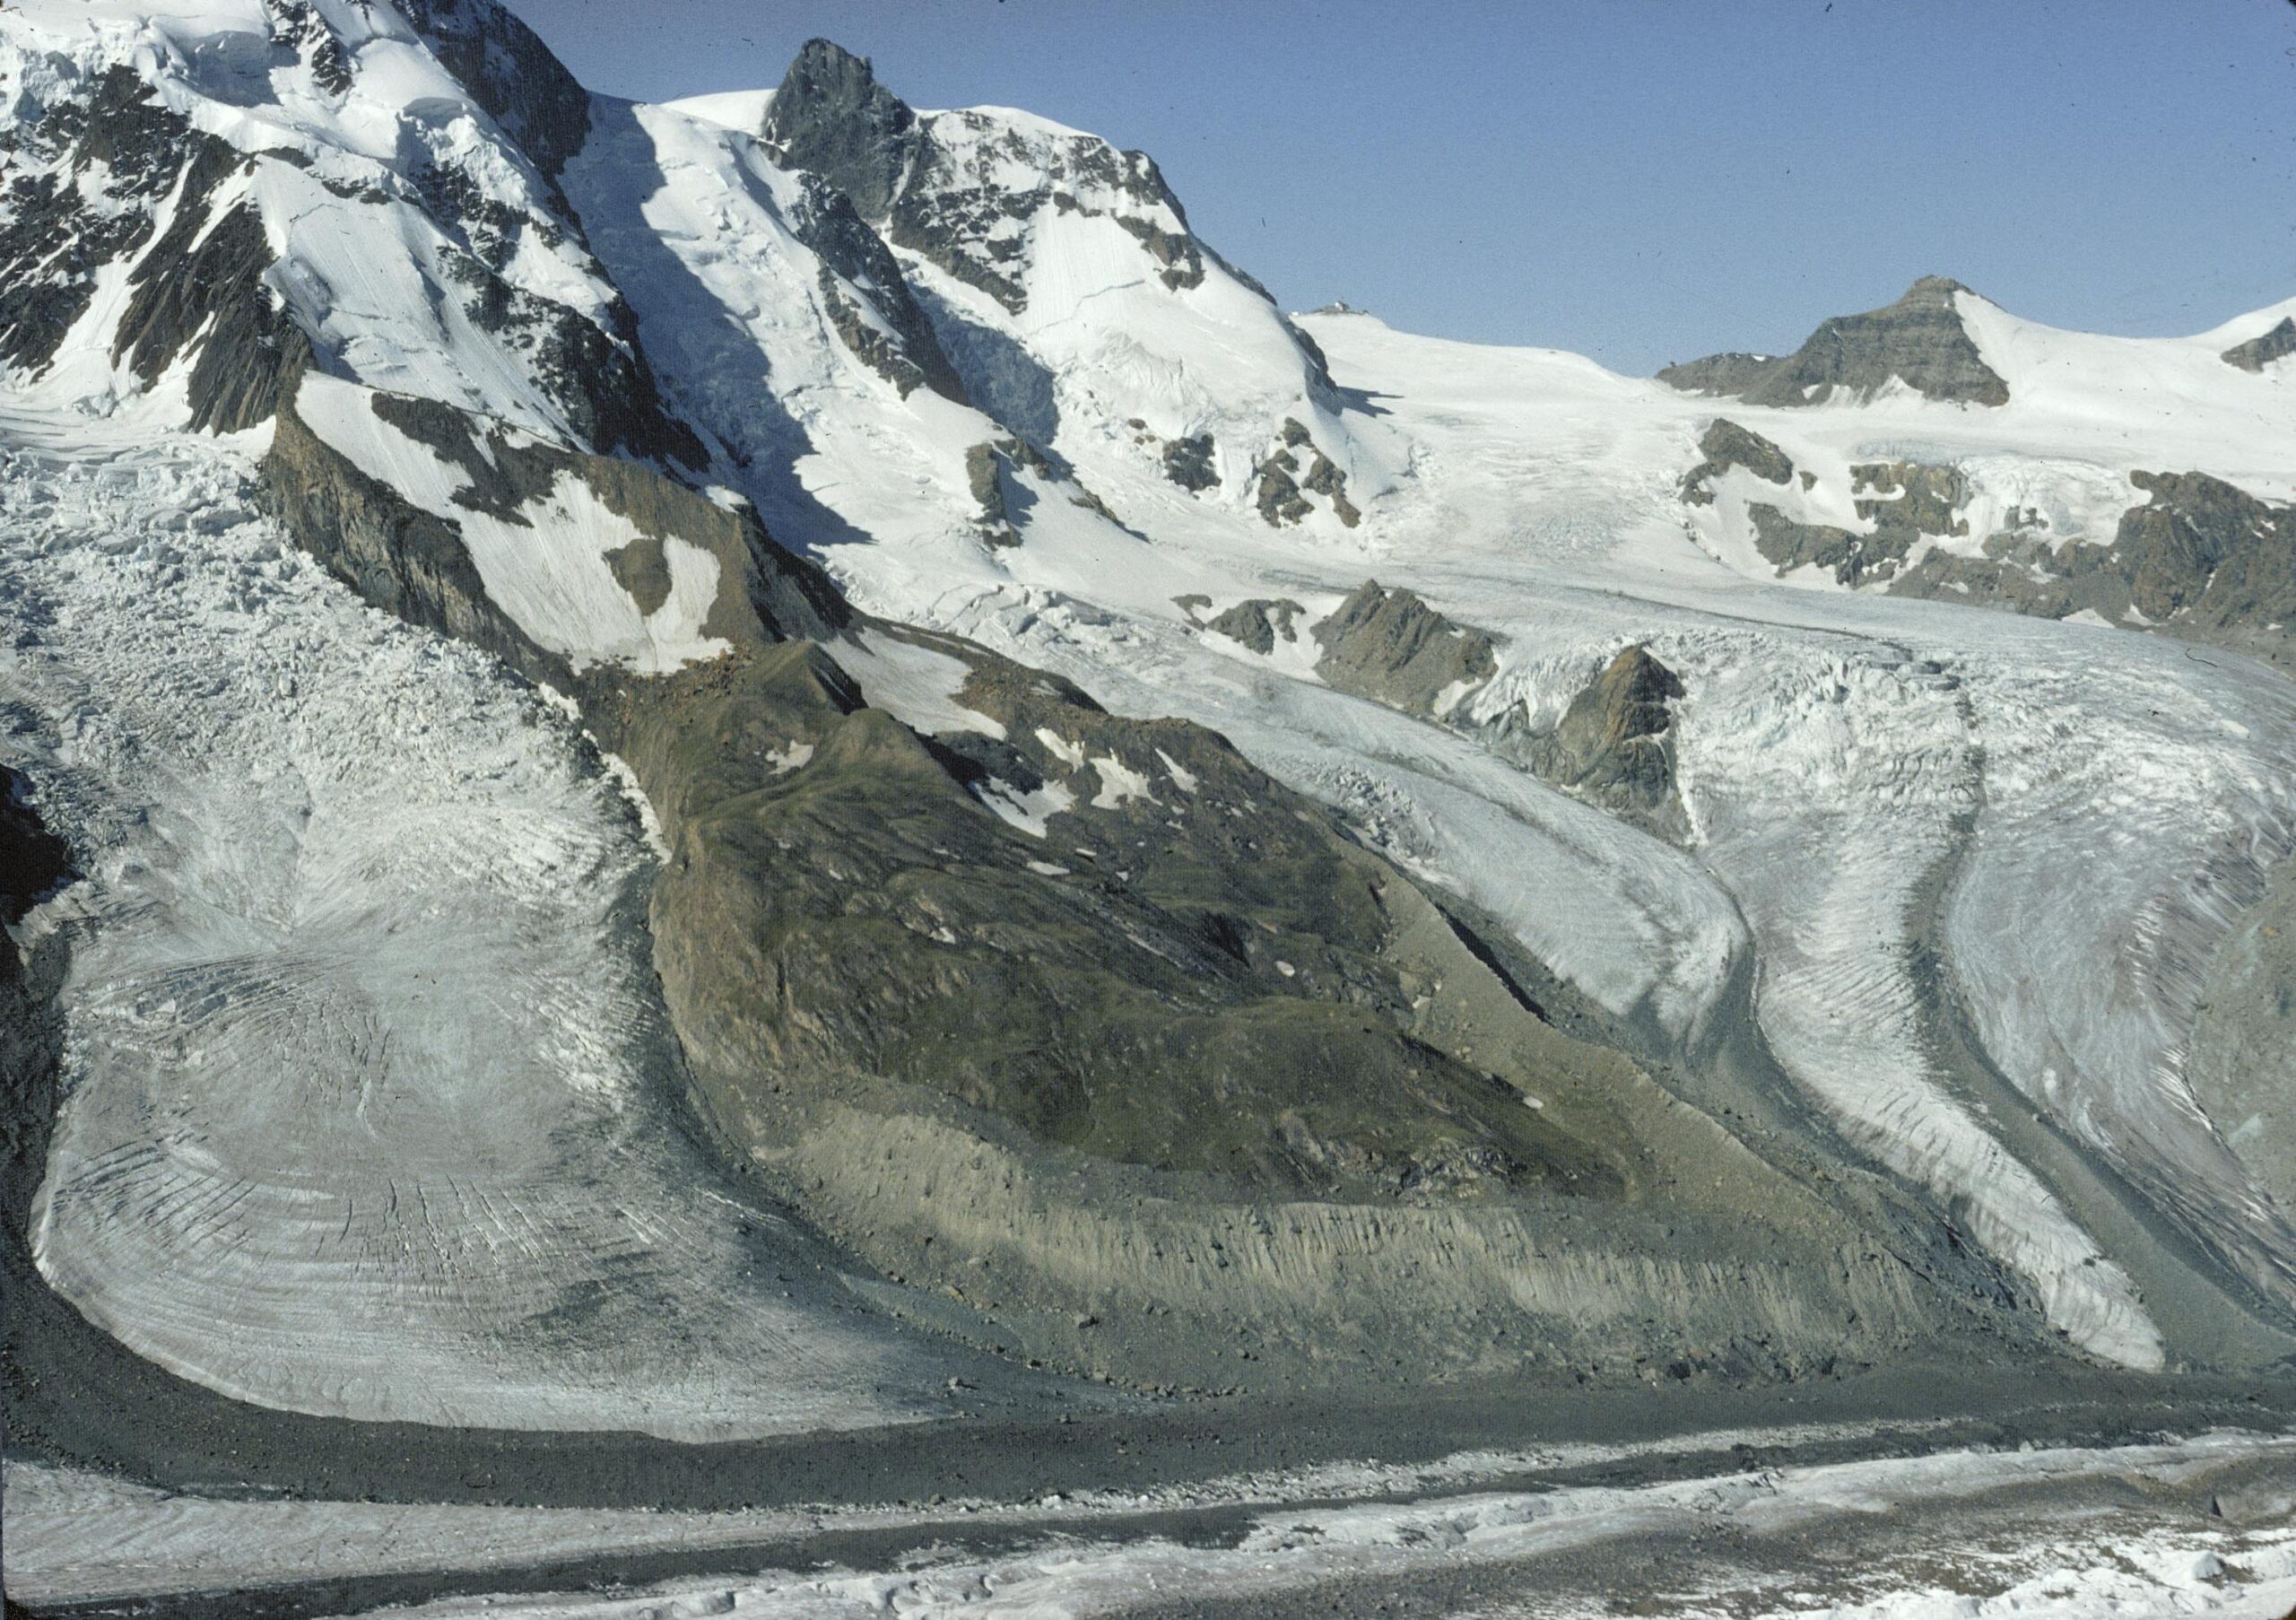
(0, 412, 959, 1439)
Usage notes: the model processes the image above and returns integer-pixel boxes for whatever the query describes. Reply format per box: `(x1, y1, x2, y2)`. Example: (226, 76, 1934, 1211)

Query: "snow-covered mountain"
(4, 10, 2295, 1588)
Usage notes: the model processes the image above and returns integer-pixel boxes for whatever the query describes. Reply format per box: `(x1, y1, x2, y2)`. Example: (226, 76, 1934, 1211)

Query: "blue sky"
(508, 0, 2296, 376)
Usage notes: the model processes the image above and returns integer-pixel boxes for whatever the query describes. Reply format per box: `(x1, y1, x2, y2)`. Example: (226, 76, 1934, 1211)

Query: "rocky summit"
(1, 4, 2292, 1617)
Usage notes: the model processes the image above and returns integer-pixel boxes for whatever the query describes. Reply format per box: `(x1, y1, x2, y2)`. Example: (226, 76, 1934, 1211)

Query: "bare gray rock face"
(261, 385, 846, 685)
(1660, 276, 2010, 407)
(761, 39, 1200, 315)
(786, 172, 970, 404)
(400, 0, 593, 185)
(756, 38, 922, 222)
(1747, 461, 1970, 588)
(2222, 316, 2296, 374)
(0, 67, 220, 377)
(1162, 432, 1220, 492)
(1312, 581, 1500, 715)
(1490, 646, 1685, 833)
(1678, 418, 1795, 505)
(1886, 468, 2296, 668)
(1654, 351, 1780, 398)
(1206, 597, 1306, 654)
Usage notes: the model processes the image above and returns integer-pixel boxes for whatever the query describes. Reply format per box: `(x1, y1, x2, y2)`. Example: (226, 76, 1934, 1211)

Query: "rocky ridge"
(1679, 417, 2296, 666)
(1661, 275, 2011, 407)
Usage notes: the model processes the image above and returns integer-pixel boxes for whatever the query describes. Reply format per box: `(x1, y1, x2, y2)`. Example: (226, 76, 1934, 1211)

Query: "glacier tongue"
(0, 414, 953, 1440)
(1669, 636, 2165, 1367)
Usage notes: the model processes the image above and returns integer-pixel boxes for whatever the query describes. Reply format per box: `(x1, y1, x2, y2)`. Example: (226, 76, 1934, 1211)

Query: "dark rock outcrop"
(1254, 449, 1313, 526)
(1660, 276, 2010, 408)
(264, 0, 354, 97)
(787, 173, 970, 404)
(261, 383, 843, 687)
(1655, 352, 1780, 398)
(1250, 419, 1359, 527)
(1883, 483, 2296, 666)
(761, 39, 1200, 313)
(0, 67, 212, 376)
(2111, 470, 2292, 627)
(1205, 597, 1306, 655)
(757, 38, 921, 221)
(109, 144, 314, 435)
(1887, 470, 2296, 667)
(399, 0, 593, 183)
(1701, 455, 1970, 589)
(1161, 432, 1219, 492)
(964, 440, 1022, 547)
(2222, 316, 2296, 374)
(761, 39, 1336, 399)
(1747, 504, 1870, 581)
(1313, 581, 1500, 715)
(1301, 449, 1361, 527)
(1678, 418, 1795, 505)
(1491, 647, 1685, 832)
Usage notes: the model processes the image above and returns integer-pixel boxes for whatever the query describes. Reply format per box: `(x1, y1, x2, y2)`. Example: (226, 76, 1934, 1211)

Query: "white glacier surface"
(0, 412, 956, 1440)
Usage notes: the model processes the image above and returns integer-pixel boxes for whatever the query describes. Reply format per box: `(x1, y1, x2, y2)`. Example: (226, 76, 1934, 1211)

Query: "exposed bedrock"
(262, 382, 846, 686)
(1660, 276, 2010, 407)
(1161, 431, 1221, 492)
(759, 38, 1339, 403)
(1205, 597, 1306, 654)
(1888, 469, 2296, 669)
(761, 39, 1201, 312)
(1677, 420, 2296, 665)
(399, 0, 595, 186)
(1677, 418, 1794, 504)
(1486, 645, 1687, 835)
(1312, 580, 1500, 716)
(786, 170, 970, 404)
(0, 66, 238, 379)
(2221, 316, 2296, 374)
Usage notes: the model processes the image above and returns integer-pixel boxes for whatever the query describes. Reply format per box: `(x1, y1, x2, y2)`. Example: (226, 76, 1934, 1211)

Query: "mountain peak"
(1659, 274, 2007, 408)
(761, 37, 919, 219)
(1898, 274, 1978, 307)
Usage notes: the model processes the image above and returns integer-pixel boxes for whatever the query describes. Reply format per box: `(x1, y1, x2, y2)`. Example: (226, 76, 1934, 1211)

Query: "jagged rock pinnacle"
(761, 38, 918, 220)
